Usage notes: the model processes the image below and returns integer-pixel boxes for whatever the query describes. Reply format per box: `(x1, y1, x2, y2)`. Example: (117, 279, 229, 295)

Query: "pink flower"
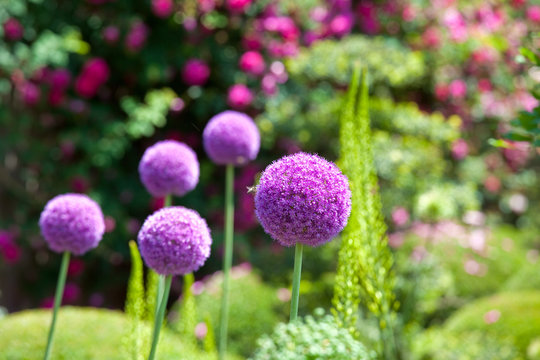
(227, 84, 253, 109)
(102, 26, 120, 44)
(443, 9, 468, 42)
(105, 216, 116, 232)
(226, 0, 252, 13)
(68, 258, 85, 277)
(63, 283, 81, 303)
(357, 2, 380, 34)
(125, 21, 148, 53)
(451, 139, 469, 160)
(20, 82, 41, 106)
(391, 207, 410, 227)
(152, 0, 174, 18)
(503, 141, 530, 170)
(198, 0, 216, 13)
(422, 27, 441, 48)
(478, 79, 492, 93)
(402, 5, 416, 22)
(262, 74, 278, 96)
(527, 6, 540, 23)
(3, 18, 23, 41)
(484, 309, 501, 324)
(449, 79, 467, 99)
(239, 51, 265, 76)
(49, 69, 71, 90)
(75, 58, 110, 98)
(484, 175, 501, 193)
(181, 59, 210, 86)
(329, 14, 354, 37)
(388, 232, 405, 248)
(243, 34, 263, 51)
(195, 322, 208, 339)
(435, 83, 449, 101)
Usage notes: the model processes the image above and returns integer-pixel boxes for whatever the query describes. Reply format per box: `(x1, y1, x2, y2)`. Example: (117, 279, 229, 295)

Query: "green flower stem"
(290, 243, 304, 322)
(148, 274, 172, 360)
(153, 194, 172, 321)
(43, 251, 70, 360)
(218, 164, 235, 360)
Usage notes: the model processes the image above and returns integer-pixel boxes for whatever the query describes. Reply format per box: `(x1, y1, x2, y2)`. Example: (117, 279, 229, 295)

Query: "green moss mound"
(444, 291, 540, 353)
(0, 306, 215, 360)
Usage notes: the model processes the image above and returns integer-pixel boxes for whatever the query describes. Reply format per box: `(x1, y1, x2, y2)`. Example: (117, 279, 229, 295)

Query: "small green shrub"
(444, 291, 540, 354)
(413, 329, 522, 360)
(250, 310, 373, 360)
(0, 307, 218, 360)
(172, 266, 285, 358)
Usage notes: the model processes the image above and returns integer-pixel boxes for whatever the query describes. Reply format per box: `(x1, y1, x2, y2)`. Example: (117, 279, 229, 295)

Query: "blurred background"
(0, 0, 539, 357)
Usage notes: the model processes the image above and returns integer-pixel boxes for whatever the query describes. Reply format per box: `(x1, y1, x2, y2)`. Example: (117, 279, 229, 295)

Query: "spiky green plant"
(332, 68, 398, 359)
(176, 272, 197, 344)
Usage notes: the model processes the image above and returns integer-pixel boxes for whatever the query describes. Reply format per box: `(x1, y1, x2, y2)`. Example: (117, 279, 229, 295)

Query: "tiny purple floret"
(138, 140, 200, 197)
(203, 110, 260, 166)
(138, 206, 212, 275)
(39, 193, 105, 255)
(254, 152, 351, 247)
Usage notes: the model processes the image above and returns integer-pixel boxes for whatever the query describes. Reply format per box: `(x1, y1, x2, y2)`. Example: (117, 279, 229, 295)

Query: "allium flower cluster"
(138, 206, 212, 275)
(39, 194, 105, 255)
(75, 58, 110, 98)
(255, 152, 351, 247)
(138, 140, 200, 197)
(203, 110, 260, 166)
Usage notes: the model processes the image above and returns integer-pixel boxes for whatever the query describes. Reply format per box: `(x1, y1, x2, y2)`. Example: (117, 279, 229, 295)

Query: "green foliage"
(0, 307, 216, 360)
(250, 310, 372, 360)
(503, 260, 540, 292)
(413, 329, 522, 360)
(332, 68, 397, 357)
(287, 36, 425, 88)
(172, 267, 285, 357)
(414, 182, 479, 222)
(176, 273, 197, 345)
(123, 241, 147, 360)
(444, 291, 540, 354)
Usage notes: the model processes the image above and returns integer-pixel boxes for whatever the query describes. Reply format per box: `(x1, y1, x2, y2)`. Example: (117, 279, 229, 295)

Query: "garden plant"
(1, 0, 540, 359)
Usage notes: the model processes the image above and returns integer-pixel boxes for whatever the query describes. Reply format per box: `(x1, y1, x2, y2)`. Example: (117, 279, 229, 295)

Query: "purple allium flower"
(39, 194, 105, 255)
(138, 140, 200, 197)
(203, 110, 260, 166)
(254, 152, 351, 247)
(137, 206, 212, 275)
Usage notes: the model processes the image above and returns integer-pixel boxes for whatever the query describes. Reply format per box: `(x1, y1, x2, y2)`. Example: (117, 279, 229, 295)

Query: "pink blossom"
(435, 83, 449, 101)
(261, 74, 278, 96)
(310, 6, 329, 22)
(503, 141, 530, 170)
(198, 0, 216, 13)
(3, 18, 23, 41)
(468, 229, 486, 253)
(527, 6, 540, 23)
(227, 84, 253, 109)
(443, 9, 468, 42)
(75, 58, 110, 98)
(388, 232, 405, 248)
(422, 27, 441, 48)
(329, 14, 354, 37)
(49, 69, 71, 90)
(63, 283, 81, 303)
(484, 309, 501, 324)
(357, 2, 380, 34)
(449, 79, 467, 99)
(226, 0, 252, 14)
(402, 5, 416, 22)
(152, 0, 174, 18)
(102, 26, 120, 44)
(68, 258, 85, 277)
(195, 322, 208, 339)
(477, 79, 492, 93)
(464, 259, 485, 276)
(484, 175, 501, 194)
(516, 91, 539, 112)
(243, 34, 263, 51)
(509, 193, 528, 213)
(239, 51, 265, 76)
(20, 82, 41, 106)
(451, 139, 469, 160)
(181, 59, 210, 86)
(391, 207, 410, 227)
(105, 216, 116, 232)
(125, 21, 148, 53)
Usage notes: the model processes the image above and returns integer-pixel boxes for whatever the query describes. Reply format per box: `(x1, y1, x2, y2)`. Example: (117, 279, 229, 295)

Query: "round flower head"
(203, 110, 260, 166)
(254, 152, 351, 247)
(39, 194, 105, 255)
(137, 206, 212, 275)
(138, 140, 200, 197)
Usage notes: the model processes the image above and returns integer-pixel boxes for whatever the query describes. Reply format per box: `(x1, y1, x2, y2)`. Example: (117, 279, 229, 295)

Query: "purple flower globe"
(138, 140, 200, 197)
(137, 206, 212, 275)
(203, 110, 260, 166)
(39, 194, 105, 255)
(254, 152, 351, 247)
